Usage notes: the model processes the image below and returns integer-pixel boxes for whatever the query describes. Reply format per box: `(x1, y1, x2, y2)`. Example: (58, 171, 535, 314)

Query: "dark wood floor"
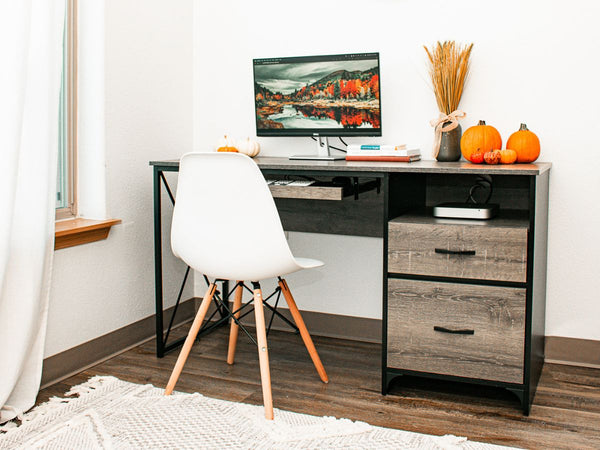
(39, 324, 600, 449)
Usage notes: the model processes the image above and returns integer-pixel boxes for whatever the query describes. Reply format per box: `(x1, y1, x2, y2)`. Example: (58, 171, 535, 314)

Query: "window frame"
(56, 0, 78, 221)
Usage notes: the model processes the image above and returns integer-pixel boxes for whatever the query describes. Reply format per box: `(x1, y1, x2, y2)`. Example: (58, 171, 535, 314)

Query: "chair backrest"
(171, 152, 298, 281)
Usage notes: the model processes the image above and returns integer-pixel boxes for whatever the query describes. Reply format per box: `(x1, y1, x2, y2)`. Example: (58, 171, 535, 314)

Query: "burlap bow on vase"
(430, 110, 466, 160)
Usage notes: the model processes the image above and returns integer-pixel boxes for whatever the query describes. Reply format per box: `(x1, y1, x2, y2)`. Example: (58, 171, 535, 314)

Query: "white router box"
(433, 202, 499, 220)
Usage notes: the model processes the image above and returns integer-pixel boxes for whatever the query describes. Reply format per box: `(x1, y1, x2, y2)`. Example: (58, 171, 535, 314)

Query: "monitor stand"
(289, 134, 345, 161)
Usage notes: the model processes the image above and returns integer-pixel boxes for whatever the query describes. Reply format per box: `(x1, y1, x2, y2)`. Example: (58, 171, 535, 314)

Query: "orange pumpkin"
(499, 149, 517, 164)
(216, 135, 238, 153)
(506, 123, 540, 163)
(460, 120, 502, 162)
(470, 148, 485, 164)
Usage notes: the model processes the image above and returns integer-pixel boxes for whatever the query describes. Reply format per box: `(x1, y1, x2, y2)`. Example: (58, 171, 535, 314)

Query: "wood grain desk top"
(150, 156, 551, 176)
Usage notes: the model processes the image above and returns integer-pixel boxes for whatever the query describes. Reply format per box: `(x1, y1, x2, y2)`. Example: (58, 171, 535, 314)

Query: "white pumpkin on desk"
(237, 137, 261, 158)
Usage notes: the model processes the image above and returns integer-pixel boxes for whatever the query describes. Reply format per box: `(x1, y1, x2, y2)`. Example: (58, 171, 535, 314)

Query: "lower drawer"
(387, 278, 525, 384)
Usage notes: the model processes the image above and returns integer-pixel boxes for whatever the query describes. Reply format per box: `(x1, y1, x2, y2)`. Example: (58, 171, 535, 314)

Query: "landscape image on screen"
(254, 57, 380, 131)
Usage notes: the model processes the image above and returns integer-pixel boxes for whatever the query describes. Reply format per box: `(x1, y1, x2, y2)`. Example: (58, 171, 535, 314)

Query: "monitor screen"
(253, 53, 381, 137)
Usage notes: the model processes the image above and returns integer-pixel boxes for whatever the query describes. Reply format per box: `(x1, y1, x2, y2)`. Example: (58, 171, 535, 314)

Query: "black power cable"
(466, 175, 493, 204)
(309, 136, 347, 153)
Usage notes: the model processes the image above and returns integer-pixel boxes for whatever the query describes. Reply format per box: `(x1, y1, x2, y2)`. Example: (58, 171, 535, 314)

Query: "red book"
(345, 155, 421, 162)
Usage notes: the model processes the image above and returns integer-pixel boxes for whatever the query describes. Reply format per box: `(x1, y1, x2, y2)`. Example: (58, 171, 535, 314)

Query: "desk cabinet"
(382, 169, 549, 415)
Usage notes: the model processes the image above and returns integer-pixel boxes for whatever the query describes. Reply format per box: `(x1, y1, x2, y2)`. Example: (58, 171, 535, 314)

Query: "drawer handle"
(434, 248, 476, 256)
(434, 326, 475, 335)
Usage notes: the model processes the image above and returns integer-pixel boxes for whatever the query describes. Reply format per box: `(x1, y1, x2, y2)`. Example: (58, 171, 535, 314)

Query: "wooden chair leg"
(227, 281, 244, 365)
(278, 278, 329, 384)
(253, 285, 274, 420)
(165, 283, 216, 395)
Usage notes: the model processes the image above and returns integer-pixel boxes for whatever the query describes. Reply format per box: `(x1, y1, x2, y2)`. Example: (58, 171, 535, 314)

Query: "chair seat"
(216, 256, 323, 282)
(294, 257, 324, 270)
(198, 256, 323, 282)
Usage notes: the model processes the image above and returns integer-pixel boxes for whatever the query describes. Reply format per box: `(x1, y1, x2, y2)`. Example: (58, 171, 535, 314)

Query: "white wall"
(45, 0, 194, 357)
(193, 0, 600, 340)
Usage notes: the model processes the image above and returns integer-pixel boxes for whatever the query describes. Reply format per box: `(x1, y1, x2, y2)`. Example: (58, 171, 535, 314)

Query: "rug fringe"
(65, 376, 118, 397)
(0, 376, 119, 432)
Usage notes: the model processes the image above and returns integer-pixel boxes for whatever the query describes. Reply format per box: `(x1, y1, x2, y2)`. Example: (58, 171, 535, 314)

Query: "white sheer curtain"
(0, 0, 66, 422)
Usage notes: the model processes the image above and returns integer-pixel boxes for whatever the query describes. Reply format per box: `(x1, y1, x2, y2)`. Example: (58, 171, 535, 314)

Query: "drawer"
(269, 184, 343, 201)
(388, 217, 528, 282)
(387, 278, 525, 384)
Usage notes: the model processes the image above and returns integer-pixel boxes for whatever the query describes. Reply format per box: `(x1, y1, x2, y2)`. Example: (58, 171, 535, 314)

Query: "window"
(53, 0, 121, 249)
(56, 0, 77, 220)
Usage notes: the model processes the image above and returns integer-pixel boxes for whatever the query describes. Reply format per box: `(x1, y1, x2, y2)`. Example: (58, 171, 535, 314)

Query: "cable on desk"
(309, 136, 347, 153)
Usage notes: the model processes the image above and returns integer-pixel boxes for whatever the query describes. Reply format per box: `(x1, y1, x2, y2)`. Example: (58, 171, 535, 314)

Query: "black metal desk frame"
(152, 164, 228, 357)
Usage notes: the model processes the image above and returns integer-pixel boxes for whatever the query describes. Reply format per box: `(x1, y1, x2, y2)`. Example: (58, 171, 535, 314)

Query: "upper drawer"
(388, 215, 528, 282)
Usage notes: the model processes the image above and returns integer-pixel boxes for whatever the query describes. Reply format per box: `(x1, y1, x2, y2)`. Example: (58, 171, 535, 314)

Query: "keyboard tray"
(269, 183, 343, 201)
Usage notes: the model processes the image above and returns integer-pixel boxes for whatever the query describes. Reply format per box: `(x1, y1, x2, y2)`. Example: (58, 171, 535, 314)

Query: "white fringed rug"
(0, 376, 514, 449)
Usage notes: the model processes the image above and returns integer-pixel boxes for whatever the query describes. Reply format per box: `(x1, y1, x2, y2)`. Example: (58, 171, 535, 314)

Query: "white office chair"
(164, 152, 328, 420)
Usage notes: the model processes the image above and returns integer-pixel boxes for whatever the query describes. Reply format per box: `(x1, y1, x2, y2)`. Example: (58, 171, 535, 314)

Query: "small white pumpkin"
(215, 135, 237, 151)
(237, 137, 260, 157)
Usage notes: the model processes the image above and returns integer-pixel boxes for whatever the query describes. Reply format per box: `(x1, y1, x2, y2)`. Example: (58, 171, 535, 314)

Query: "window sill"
(55, 218, 121, 250)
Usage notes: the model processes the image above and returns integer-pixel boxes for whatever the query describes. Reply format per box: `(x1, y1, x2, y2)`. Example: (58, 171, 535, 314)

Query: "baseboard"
(198, 297, 381, 344)
(545, 336, 600, 369)
(41, 298, 196, 388)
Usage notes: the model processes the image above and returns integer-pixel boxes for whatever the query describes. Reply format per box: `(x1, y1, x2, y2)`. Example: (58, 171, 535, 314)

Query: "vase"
(437, 122, 462, 162)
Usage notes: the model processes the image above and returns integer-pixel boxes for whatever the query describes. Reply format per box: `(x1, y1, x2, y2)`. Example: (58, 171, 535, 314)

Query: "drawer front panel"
(388, 221, 527, 282)
(269, 185, 343, 201)
(387, 279, 525, 384)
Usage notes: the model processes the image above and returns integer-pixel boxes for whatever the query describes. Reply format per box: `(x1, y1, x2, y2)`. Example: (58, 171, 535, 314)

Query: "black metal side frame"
(152, 166, 298, 358)
(153, 166, 232, 357)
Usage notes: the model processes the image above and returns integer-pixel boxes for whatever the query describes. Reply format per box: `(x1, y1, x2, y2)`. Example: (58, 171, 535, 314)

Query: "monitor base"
(289, 154, 346, 161)
(288, 134, 346, 161)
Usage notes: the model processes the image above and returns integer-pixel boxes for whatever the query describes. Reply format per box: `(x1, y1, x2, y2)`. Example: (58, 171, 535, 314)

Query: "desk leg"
(381, 173, 389, 394)
(153, 166, 231, 358)
(153, 167, 165, 358)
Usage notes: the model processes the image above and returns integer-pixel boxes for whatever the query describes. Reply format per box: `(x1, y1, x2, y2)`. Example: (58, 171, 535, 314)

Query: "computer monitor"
(253, 53, 381, 160)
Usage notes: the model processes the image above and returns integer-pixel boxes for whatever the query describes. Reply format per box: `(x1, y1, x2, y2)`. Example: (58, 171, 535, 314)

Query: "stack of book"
(346, 144, 421, 162)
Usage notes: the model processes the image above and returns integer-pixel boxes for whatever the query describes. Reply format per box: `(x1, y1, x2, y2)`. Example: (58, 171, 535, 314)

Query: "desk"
(150, 156, 551, 414)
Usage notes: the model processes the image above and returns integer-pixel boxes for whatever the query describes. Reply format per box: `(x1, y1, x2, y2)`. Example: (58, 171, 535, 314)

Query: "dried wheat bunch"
(424, 41, 473, 115)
